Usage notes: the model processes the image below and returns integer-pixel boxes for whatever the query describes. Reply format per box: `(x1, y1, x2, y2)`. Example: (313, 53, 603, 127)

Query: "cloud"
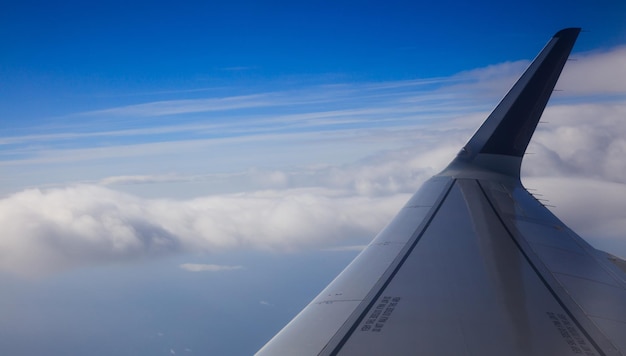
(524, 177, 626, 257)
(82, 94, 274, 117)
(322, 245, 367, 252)
(4, 117, 626, 277)
(2, 44, 626, 277)
(0, 185, 406, 276)
(446, 60, 529, 100)
(3, 45, 624, 176)
(558, 45, 626, 95)
(100, 174, 187, 186)
(524, 102, 626, 183)
(179, 263, 244, 272)
(220, 66, 256, 71)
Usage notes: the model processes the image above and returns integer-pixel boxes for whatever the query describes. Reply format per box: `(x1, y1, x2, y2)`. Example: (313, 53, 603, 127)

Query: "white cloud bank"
(0, 185, 406, 276)
(558, 45, 626, 95)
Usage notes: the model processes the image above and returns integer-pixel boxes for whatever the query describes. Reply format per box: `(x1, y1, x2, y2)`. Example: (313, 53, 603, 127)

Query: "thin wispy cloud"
(81, 94, 274, 117)
(219, 66, 257, 71)
(179, 263, 244, 272)
(322, 245, 367, 252)
(99, 174, 193, 186)
(3, 46, 621, 171)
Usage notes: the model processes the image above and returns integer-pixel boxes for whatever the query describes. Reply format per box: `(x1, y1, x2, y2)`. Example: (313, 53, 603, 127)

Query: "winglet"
(446, 28, 580, 178)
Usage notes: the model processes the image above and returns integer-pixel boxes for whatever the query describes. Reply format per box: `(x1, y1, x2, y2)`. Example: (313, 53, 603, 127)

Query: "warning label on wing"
(360, 296, 401, 332)
(546, 312, 596, 356)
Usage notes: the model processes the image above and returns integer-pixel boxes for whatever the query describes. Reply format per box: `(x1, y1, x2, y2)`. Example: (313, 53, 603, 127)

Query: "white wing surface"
(257, 28, 626, 356)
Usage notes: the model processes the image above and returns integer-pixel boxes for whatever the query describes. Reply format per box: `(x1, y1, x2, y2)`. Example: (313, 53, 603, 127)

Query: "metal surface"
(256, 28, 626, 356)
(337, 179, 607, 355)
(257, 177, 453, 355)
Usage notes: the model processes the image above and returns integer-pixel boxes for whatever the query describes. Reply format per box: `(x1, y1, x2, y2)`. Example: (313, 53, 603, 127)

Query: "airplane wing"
(256, 28, 626, 356)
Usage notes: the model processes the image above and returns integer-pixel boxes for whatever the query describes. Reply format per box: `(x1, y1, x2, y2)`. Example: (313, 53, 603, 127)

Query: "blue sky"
(1, 1, 626, 355)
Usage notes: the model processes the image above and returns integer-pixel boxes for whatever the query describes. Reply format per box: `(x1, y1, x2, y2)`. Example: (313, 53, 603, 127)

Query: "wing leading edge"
(257, 28, 626, 355)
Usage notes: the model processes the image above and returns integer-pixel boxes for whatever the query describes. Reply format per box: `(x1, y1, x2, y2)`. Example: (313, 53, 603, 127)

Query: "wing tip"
(443, 28, 580, 179)
(554, 27, 582, 38)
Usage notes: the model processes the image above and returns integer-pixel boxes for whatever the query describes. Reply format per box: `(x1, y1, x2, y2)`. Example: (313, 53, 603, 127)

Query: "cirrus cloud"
(179, 263, 244, 272)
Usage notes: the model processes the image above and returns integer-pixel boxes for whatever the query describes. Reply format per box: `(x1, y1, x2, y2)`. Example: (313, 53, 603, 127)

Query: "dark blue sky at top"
(1, 0, 625, 122)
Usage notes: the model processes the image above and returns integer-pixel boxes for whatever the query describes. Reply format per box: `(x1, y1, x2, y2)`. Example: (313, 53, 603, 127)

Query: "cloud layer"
(0, 185, 405, 276)
(1, 44, 625, 276)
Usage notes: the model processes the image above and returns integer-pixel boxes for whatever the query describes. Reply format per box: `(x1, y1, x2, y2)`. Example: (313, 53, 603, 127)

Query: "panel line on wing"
(475, 180, 607, 356)
(325, 179, 457, 356)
